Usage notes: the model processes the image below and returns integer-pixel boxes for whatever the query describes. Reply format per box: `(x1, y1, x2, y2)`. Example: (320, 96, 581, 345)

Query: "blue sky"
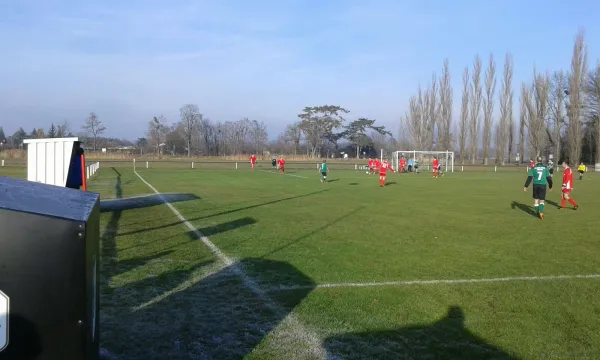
(1, 0, 599, 140)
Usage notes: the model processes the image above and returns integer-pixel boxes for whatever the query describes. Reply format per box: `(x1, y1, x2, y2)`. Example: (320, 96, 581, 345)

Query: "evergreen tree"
(48, 123, 57, 138)
(0, 127, 6, 144)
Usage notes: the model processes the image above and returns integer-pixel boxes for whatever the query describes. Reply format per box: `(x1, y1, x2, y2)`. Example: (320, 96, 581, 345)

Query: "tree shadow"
(0, 315, 42, 360)
(101, 258, 316, 360)
(510, 201, 537, 217)
(324, 305, 520, 360)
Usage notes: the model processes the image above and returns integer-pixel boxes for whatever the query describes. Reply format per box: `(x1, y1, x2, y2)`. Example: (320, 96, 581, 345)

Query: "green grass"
(3, 163, 600, 359)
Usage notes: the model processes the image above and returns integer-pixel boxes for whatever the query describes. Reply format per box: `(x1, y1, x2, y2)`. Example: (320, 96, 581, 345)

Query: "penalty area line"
(259, 169, 309, 178)
(133, 170, 327, 358)
(265, 273, 600, 292)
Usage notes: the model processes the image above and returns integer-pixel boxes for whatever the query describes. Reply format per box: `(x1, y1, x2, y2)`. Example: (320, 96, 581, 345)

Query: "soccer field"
(2, 162, 600, 359)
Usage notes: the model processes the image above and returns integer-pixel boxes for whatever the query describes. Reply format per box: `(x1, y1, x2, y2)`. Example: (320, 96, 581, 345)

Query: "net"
(392, 150, 455, 173)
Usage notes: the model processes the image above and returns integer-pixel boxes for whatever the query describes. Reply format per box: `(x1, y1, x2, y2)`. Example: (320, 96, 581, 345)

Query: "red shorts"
(562, 188, 571, 194)
(379, 173, 387, 177)
(280, 167, 284, 171)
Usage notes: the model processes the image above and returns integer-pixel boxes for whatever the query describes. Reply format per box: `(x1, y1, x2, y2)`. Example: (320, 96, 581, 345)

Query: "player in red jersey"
(559, 159, 579, 210)
(277, 156, 286, 174)
(368, 158, 374, 174)
(249, 154, 257, 170)
(432, 157, 440, 178)
(529, 159, 535, 169)
(375, 159, 381, 173)
(378, 160, 396, 187)
(399, 157, 407, 173)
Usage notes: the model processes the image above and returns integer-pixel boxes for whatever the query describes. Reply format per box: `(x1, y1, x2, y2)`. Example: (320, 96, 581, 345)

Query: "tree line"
(2, 29, 598, 164)
(401, 29, 600, 165)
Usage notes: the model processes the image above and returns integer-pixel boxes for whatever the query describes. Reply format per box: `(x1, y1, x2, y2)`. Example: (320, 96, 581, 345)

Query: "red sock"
(561, 199, 566, 208)
(568, 198, 578, 207)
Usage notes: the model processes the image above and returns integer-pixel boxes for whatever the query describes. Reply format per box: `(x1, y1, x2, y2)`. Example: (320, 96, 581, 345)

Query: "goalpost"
(392, 150, 455, 173)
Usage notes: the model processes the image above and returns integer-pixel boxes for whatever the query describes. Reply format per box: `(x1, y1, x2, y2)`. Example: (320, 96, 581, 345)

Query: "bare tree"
(82, 112, 106, 151)
(56, 120, 72, 138)
(498, 53, 513, 165)
(469, 55, 483, 164)
(284, 122, 302, 155)
(566, 29, 588, 163)
(548, 71, 568, 162)
(482, 53, 497, 164)
(524, 70, 551, 158)
(438, 58, 453, 151)
(178, 104, 202, 157)
(250, 120, 268, 154)
(586, 61, 600, 164)
(406, 87, 426, 149)
(518, 85, 527, 163)
(425, 73, 439, 149)
(458, 67, 469, 163)
(147, 115, 168, 155)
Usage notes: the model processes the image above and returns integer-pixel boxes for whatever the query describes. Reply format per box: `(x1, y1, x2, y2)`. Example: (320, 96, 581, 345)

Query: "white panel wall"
(23, 138, 78, 187)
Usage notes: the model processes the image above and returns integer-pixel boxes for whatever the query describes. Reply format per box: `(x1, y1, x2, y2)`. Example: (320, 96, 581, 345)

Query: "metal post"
(192, 162, 194, 169)
(146, 161, 149, 169)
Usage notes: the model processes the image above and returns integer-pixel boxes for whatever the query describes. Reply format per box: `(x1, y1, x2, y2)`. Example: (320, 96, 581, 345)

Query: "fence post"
(236, 162, 238, 170)
(461, 165, 464, 172)
(494, 166, 497, 172)
(191, 162, 194, 169)
(146, 161, 149, 169)
(1, 159, 4, 166)
(133, 158, 136, 171)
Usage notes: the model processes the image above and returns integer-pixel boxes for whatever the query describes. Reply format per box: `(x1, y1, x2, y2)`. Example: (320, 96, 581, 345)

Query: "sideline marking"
(266, 273, 600, 292)
(133, 170, 326, 358)
(260, 169, 309, 179)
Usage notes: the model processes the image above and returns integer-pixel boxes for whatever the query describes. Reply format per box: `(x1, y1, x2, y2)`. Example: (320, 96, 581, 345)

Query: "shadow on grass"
(324, 306, 520, 360)
(546, 199, 561, 208)
(258, 206, 364, 259)
(100, 193, 199, 213)
(348, 182, 359, 186)
(326, 179, 339, 183)
(101, 258, 316, 360)
(510, 201, 537, 217)
(385, 181, 397, 186)
(117, 188, 331, 237)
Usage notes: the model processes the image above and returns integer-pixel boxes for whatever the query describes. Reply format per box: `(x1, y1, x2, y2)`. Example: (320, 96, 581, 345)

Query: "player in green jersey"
(413, 160, 419, 174)
(547, 159, 554, 177)
(319, 160, 328, 183)
(523, 156, 554, 220)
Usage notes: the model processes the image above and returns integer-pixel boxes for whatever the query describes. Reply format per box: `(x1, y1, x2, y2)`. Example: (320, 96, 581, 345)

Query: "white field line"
(266, 273, 600, 292)
(260, 169, 309, 178)
(133, 170, 326, 359)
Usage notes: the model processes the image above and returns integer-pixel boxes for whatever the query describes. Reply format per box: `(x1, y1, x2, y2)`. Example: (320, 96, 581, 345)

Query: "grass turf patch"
(3, 163, 600, 358)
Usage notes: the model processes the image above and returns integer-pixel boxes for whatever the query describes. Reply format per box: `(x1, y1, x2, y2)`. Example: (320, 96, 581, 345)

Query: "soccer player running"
(378, 160, 395, 187)
(271, 157, 277, 169)
(432, 157, 440, 178)
(277, 156, 286, 174)
(249, 154, 257, 171)
(319, 160, 328, 183)
(560, 160, 579, 210)
(523, 156, 553, 220)
(368, 158, 375, 174)
(399, 156, 407, 173)
(547, 159, 554, 177)
(577, 162, 586, 180)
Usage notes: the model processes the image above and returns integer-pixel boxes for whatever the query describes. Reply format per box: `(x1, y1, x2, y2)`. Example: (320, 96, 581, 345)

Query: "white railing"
(86, 161, 100, 179)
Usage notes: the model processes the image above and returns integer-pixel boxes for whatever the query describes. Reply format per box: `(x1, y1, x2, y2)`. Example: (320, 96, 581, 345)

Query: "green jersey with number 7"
(528, 164, 551, 185)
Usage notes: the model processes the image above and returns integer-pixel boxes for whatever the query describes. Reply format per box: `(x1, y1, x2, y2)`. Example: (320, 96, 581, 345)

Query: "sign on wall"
(0, 290, 8, 352)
